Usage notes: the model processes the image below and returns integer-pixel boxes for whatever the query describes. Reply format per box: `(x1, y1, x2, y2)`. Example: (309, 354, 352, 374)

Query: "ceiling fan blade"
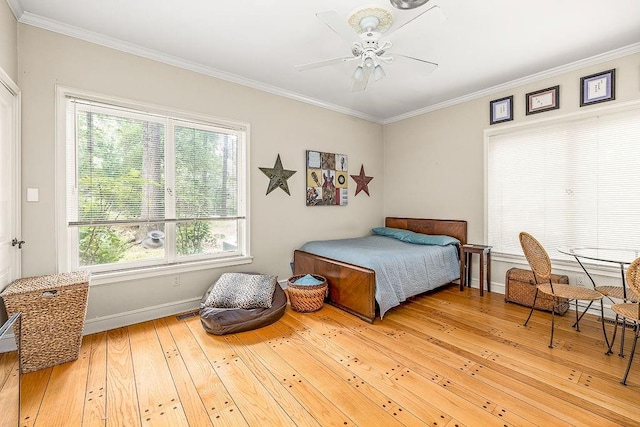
(394, 54, 438, 75)
(294, 56, 356, 71)
(316, 10, 361, 44)
(386, 5, 446, 38)
(352, 66, 372, 92)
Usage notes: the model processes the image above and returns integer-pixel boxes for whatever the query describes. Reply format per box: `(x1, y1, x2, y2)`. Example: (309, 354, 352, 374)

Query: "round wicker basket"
(287, 274, 328, 313)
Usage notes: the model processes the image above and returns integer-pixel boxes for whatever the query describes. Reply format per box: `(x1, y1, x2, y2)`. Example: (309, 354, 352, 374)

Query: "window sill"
(87, 255, 254, 286)
(490, 251, 623, 279)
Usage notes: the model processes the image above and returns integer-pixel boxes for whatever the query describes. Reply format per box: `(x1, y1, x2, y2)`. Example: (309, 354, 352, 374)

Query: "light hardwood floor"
(1, 285, 639, 426)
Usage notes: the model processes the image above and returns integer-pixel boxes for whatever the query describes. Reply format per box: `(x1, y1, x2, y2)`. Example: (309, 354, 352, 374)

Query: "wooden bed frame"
(293, 217, 468, 323)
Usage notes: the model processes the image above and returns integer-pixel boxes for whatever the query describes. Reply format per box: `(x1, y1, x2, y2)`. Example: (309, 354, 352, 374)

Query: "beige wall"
(17, 25, 383, 323)
(15, 17, 640, 327)
(384, 52, 640, 291)
(0, 0, 17, 81)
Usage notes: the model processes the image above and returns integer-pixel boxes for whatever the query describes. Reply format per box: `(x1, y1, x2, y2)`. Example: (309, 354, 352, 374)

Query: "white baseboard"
(0, 297, 201, 353)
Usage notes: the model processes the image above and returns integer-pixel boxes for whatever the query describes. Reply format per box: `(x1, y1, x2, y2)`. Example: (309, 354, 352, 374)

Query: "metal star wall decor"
(259, 154, 297, 195)
(350, 164, 374, 196)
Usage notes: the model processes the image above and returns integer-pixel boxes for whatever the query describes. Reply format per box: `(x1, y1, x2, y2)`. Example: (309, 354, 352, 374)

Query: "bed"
(293, 217, 467, 323)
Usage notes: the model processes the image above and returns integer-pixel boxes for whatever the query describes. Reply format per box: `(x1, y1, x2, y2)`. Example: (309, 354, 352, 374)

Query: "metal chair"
(519, 232, 604, 348)
(611, 257, 640, 385)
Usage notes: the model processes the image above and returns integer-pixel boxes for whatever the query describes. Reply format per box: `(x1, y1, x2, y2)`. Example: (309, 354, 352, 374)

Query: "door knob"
(11, 238, 25, 249)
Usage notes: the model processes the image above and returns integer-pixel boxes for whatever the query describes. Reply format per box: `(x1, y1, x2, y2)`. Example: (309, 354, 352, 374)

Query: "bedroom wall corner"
(0, 0, 18, 82)
(382, 51, 640, 295)
(16, 24, 384, 331)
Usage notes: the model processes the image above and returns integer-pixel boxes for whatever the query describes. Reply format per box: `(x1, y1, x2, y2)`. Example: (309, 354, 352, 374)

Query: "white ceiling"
(9, 0, 640, 123)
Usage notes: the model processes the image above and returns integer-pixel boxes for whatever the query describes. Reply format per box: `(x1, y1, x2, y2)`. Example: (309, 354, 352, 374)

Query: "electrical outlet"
(173, 275, 180, 287)
(576, 274, 585, 286)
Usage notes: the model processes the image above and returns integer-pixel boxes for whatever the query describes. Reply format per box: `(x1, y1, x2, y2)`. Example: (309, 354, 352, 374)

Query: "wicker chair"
(611, 257, 640, 385)
(519, 232, 604, 348)
(595, 284, 639, 303)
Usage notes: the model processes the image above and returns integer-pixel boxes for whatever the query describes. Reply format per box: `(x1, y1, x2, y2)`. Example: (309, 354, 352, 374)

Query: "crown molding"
(18, 12, 383, 124)
(5, 0, 23, 19)
(383, 42, 640, 124)
(16, 11, 639, 125)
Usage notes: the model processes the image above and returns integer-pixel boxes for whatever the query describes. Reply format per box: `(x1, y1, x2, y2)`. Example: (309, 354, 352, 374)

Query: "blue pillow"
(371, 227, 415, 240)
(372, 227, 459, 246)
(400, 233, 460, 246)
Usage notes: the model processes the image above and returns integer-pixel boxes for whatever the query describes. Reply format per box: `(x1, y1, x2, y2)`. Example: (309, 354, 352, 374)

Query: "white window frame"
(55, 86, 252, 284)
(484, 99, 640, 277)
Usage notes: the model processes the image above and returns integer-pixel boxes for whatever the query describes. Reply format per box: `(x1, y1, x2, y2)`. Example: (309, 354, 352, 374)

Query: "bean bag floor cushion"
(200, 275, 287, 335)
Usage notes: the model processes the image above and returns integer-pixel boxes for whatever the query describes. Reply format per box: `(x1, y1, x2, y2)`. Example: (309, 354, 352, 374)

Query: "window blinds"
(66, 97, 244, 227)
(487, 107, 640, 259)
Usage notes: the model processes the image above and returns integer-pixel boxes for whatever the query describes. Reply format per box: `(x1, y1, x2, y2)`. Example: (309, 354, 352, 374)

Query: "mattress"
(299, 235, 460, 317)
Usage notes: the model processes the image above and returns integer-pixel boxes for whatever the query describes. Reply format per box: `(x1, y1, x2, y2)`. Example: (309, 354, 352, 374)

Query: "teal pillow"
(371, 227, 415, 240)
(400, 233, 460, 246)
(372, 227, 459, 246)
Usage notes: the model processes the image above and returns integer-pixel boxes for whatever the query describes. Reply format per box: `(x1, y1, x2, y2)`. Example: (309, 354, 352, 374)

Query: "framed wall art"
(526, 85, 559, 115)
(489, 95, 513, 125)
(580, 69, 615, 107)
(306, 150, 348, 206)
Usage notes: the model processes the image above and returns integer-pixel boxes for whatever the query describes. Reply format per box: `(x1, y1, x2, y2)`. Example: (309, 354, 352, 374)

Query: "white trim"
(383, 42, 640, 124)
(19, 12, 383, 124)
(0, 67, 21, 282)
(17, 12, 640, 124)
(0, 296, 202, 353)
(4, 0, 23, 20)
(89, 255, 252, 286)
(0, 66, 19, 96)
(82, 296, 201, 335)
(55, 85, 251, 277)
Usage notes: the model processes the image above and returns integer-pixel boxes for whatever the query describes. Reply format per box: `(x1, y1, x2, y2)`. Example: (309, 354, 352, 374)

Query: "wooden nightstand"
(460, 244, 492, 296)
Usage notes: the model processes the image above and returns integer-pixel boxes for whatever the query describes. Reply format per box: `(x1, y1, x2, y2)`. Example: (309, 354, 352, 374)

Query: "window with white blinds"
(487, 104, 640, 261)
(61, 93, 248, 273)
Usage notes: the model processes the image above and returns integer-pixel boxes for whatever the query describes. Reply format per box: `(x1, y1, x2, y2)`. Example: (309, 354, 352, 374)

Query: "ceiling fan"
(295, 5, 444, 91)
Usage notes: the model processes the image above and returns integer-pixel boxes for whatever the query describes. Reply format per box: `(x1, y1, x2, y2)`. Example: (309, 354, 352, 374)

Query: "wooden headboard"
(385, 217, 468, 245)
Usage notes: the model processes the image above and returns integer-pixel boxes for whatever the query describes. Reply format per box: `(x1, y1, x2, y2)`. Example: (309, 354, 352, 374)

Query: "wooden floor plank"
(82, 332, 107, 427)
(258, 321, 419, 426)
(233, 327, 358, 426)
(105, 327, 140, 427)
(173, 316, 250, 426)
(223, 333, 323, 427)
(153, 317, 214, 427)
(128, 322, 189, 426)
(18, 367, 51, 427)
(279, 313, 455, 425)
(36, 336, 91, 426)
(0, 352, 19, 427)
(8, 286, 640, 427)
(187, 318, 297, 426)
(313, 306, 569, 427)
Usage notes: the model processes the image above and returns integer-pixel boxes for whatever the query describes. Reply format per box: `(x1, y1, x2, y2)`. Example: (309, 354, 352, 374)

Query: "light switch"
(26, 188, 39, 202)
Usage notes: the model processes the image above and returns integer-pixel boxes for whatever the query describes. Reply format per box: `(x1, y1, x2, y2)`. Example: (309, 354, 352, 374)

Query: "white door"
(0, 76, 20, 295)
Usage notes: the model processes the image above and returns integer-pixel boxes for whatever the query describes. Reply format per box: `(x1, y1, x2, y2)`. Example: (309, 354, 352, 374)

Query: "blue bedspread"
(299, 235, 460, 318)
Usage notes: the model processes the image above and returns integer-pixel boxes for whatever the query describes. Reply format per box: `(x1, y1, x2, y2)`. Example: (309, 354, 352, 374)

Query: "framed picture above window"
(489, 95, 513, 125)
(580, 69, 615, 106)
(525, 85, 560, 115)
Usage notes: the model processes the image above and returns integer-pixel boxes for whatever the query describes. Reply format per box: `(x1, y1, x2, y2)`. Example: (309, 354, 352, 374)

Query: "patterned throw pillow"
(204, 273, 277, 309)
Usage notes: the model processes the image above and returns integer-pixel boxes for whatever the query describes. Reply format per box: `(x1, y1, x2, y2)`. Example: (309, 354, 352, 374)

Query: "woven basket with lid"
(0, 271, 90, 373)
(287, 274, 327, 313)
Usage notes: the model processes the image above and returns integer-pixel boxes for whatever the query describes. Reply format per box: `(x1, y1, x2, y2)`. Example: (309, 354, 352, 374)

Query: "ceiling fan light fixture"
(353, 66, 365, 81)
(373, 64, 386, 81)
(390, 0, 430, 10)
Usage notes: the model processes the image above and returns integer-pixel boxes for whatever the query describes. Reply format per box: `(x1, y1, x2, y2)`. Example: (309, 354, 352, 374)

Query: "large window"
(487, 102, 640, 262)
(57, 88, 249, 276)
